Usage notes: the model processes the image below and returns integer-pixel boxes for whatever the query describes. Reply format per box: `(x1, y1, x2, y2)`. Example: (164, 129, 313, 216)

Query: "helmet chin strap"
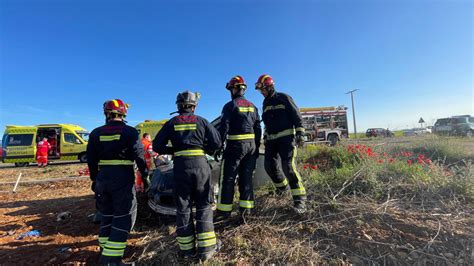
(105, 113, 126, 123)
(231, 88, 245, 99)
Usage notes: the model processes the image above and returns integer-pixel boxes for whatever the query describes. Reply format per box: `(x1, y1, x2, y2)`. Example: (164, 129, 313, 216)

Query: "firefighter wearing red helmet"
(87, 99, 148, 264)
(216, 75, 262, 220)
(153, 91, 221, 261)
(255, 74, 307, 214)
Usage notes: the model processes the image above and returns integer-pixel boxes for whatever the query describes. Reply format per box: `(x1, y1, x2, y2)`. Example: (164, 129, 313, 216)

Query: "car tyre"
(466, 130, 473, 138)
(14, 162, 29, 167)
(79, 153, 87, 163)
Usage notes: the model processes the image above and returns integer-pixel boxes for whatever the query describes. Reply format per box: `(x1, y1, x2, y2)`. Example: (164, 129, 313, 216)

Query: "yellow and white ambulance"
(1, 124, 89, 167)
(135, 120, 168, 139)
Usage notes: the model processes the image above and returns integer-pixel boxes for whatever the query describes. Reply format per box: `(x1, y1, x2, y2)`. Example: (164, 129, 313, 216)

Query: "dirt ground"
(0, 162, 87, 183)
(1, 171, 473, 264)
(0, 179, 99, 264)
(0, 171, 158, 264)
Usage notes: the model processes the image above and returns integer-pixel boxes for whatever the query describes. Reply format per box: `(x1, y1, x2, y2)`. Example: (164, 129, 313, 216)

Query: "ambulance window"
(2, 135, 8, 148)
(75, 131, 89, 142)
(6, 134, 33, 146)
(65, 133, 82, 144)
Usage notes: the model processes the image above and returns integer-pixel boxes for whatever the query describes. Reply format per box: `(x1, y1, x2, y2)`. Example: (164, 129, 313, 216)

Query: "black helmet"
(176, 91, 200, 108)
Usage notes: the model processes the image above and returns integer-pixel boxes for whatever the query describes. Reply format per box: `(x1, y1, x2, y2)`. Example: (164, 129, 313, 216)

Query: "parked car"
(433, 115, 474, 137)
(403, 129, 417, 136)
(366, 128, 393, 138)
(402, 128, 430, 136)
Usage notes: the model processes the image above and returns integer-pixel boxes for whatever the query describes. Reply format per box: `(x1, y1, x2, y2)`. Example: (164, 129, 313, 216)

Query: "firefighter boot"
(198, 239, 221, 262)
(178, 249, 196, 260)
(214, 210, 231, 223)
(293, 200, 307, 214)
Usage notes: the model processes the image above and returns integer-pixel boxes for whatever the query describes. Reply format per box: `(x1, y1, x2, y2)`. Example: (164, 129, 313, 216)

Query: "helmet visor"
(227, 83, 247, 90)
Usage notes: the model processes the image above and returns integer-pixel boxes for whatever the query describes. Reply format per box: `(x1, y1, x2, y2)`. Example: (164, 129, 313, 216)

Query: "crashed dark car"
(147, 116, 269, 217)
(147, 153, 268, 216)
(147, 155, 221, 216)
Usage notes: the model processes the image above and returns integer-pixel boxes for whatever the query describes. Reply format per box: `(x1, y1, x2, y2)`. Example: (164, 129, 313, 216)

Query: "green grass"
(297, 138, 474, 202)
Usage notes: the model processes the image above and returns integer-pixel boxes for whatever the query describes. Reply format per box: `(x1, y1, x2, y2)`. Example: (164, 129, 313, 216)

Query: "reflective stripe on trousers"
(177, 235, 195, 251)
(197, 231, 216, 248)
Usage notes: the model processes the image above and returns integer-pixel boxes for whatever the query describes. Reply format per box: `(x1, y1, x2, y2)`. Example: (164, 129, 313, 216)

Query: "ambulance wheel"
(78, 153, 87, 163)
(15, 162, 29, 167)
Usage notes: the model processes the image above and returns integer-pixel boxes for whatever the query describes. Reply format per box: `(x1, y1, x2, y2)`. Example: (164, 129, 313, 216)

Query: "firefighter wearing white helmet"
(153, 91, 221, 261)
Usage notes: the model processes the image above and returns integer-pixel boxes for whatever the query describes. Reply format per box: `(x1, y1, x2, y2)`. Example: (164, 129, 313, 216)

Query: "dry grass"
(0, 163, 87, 183)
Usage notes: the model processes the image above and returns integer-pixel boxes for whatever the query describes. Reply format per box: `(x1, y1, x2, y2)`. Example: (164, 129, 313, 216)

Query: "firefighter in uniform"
(255, 74, 307, 214)
(87, 99, 148, 264)
(153, 91, 221, 261)
(216, 76, 261, 220)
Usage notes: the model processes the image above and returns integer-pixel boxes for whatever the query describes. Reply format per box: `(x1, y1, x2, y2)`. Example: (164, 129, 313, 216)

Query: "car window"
(75, 131, 89, 142)
(64, 133, 82, 144)
(469, 117, 474, 123)
(435, 119, 449, 126)
(5, 134, 34, 146)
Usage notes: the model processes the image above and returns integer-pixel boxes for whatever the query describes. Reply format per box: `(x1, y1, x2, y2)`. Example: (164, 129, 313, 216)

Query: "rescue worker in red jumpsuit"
(135, 133, 157, 192)
(36, 137, 51, 167)
(255, 74, 307, 214)
(87, 99, 148, 265)
(48, 135, 58, 156)
(142, 133, 157, 169)
(216, 76, 261, 220)
(153, 91, 221, 261)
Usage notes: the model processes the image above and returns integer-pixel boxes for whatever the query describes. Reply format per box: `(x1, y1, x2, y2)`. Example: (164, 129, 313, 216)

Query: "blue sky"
(0, 0, 472, 135)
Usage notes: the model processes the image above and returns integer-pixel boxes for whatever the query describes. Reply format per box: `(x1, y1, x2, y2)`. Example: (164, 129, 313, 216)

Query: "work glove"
(254, 145, 260, 159)
(90, 181, 96, 193)
(295, 132, 305, 148)
(214, 148, 224, 162)
(143, 173, 151, 192)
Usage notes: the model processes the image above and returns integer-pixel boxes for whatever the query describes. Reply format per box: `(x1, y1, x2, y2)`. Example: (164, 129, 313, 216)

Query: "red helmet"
(103, 99, 128, 116)
(255, 74, 274, 90)
(226, 75, 247, 90)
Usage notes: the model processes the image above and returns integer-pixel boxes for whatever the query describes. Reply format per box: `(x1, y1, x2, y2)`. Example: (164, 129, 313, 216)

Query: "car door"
(61, 131, 83, 160)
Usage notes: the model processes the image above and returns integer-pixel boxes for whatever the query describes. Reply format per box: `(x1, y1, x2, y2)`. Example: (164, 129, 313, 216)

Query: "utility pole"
(346, 89, 359, 138)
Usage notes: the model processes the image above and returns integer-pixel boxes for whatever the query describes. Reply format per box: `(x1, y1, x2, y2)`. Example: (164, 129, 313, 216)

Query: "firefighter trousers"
(264, 136, 306, 204)
(95, 166, 137, 264)
(217, 141, 256, 213)
(173, 156, 216, 255)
